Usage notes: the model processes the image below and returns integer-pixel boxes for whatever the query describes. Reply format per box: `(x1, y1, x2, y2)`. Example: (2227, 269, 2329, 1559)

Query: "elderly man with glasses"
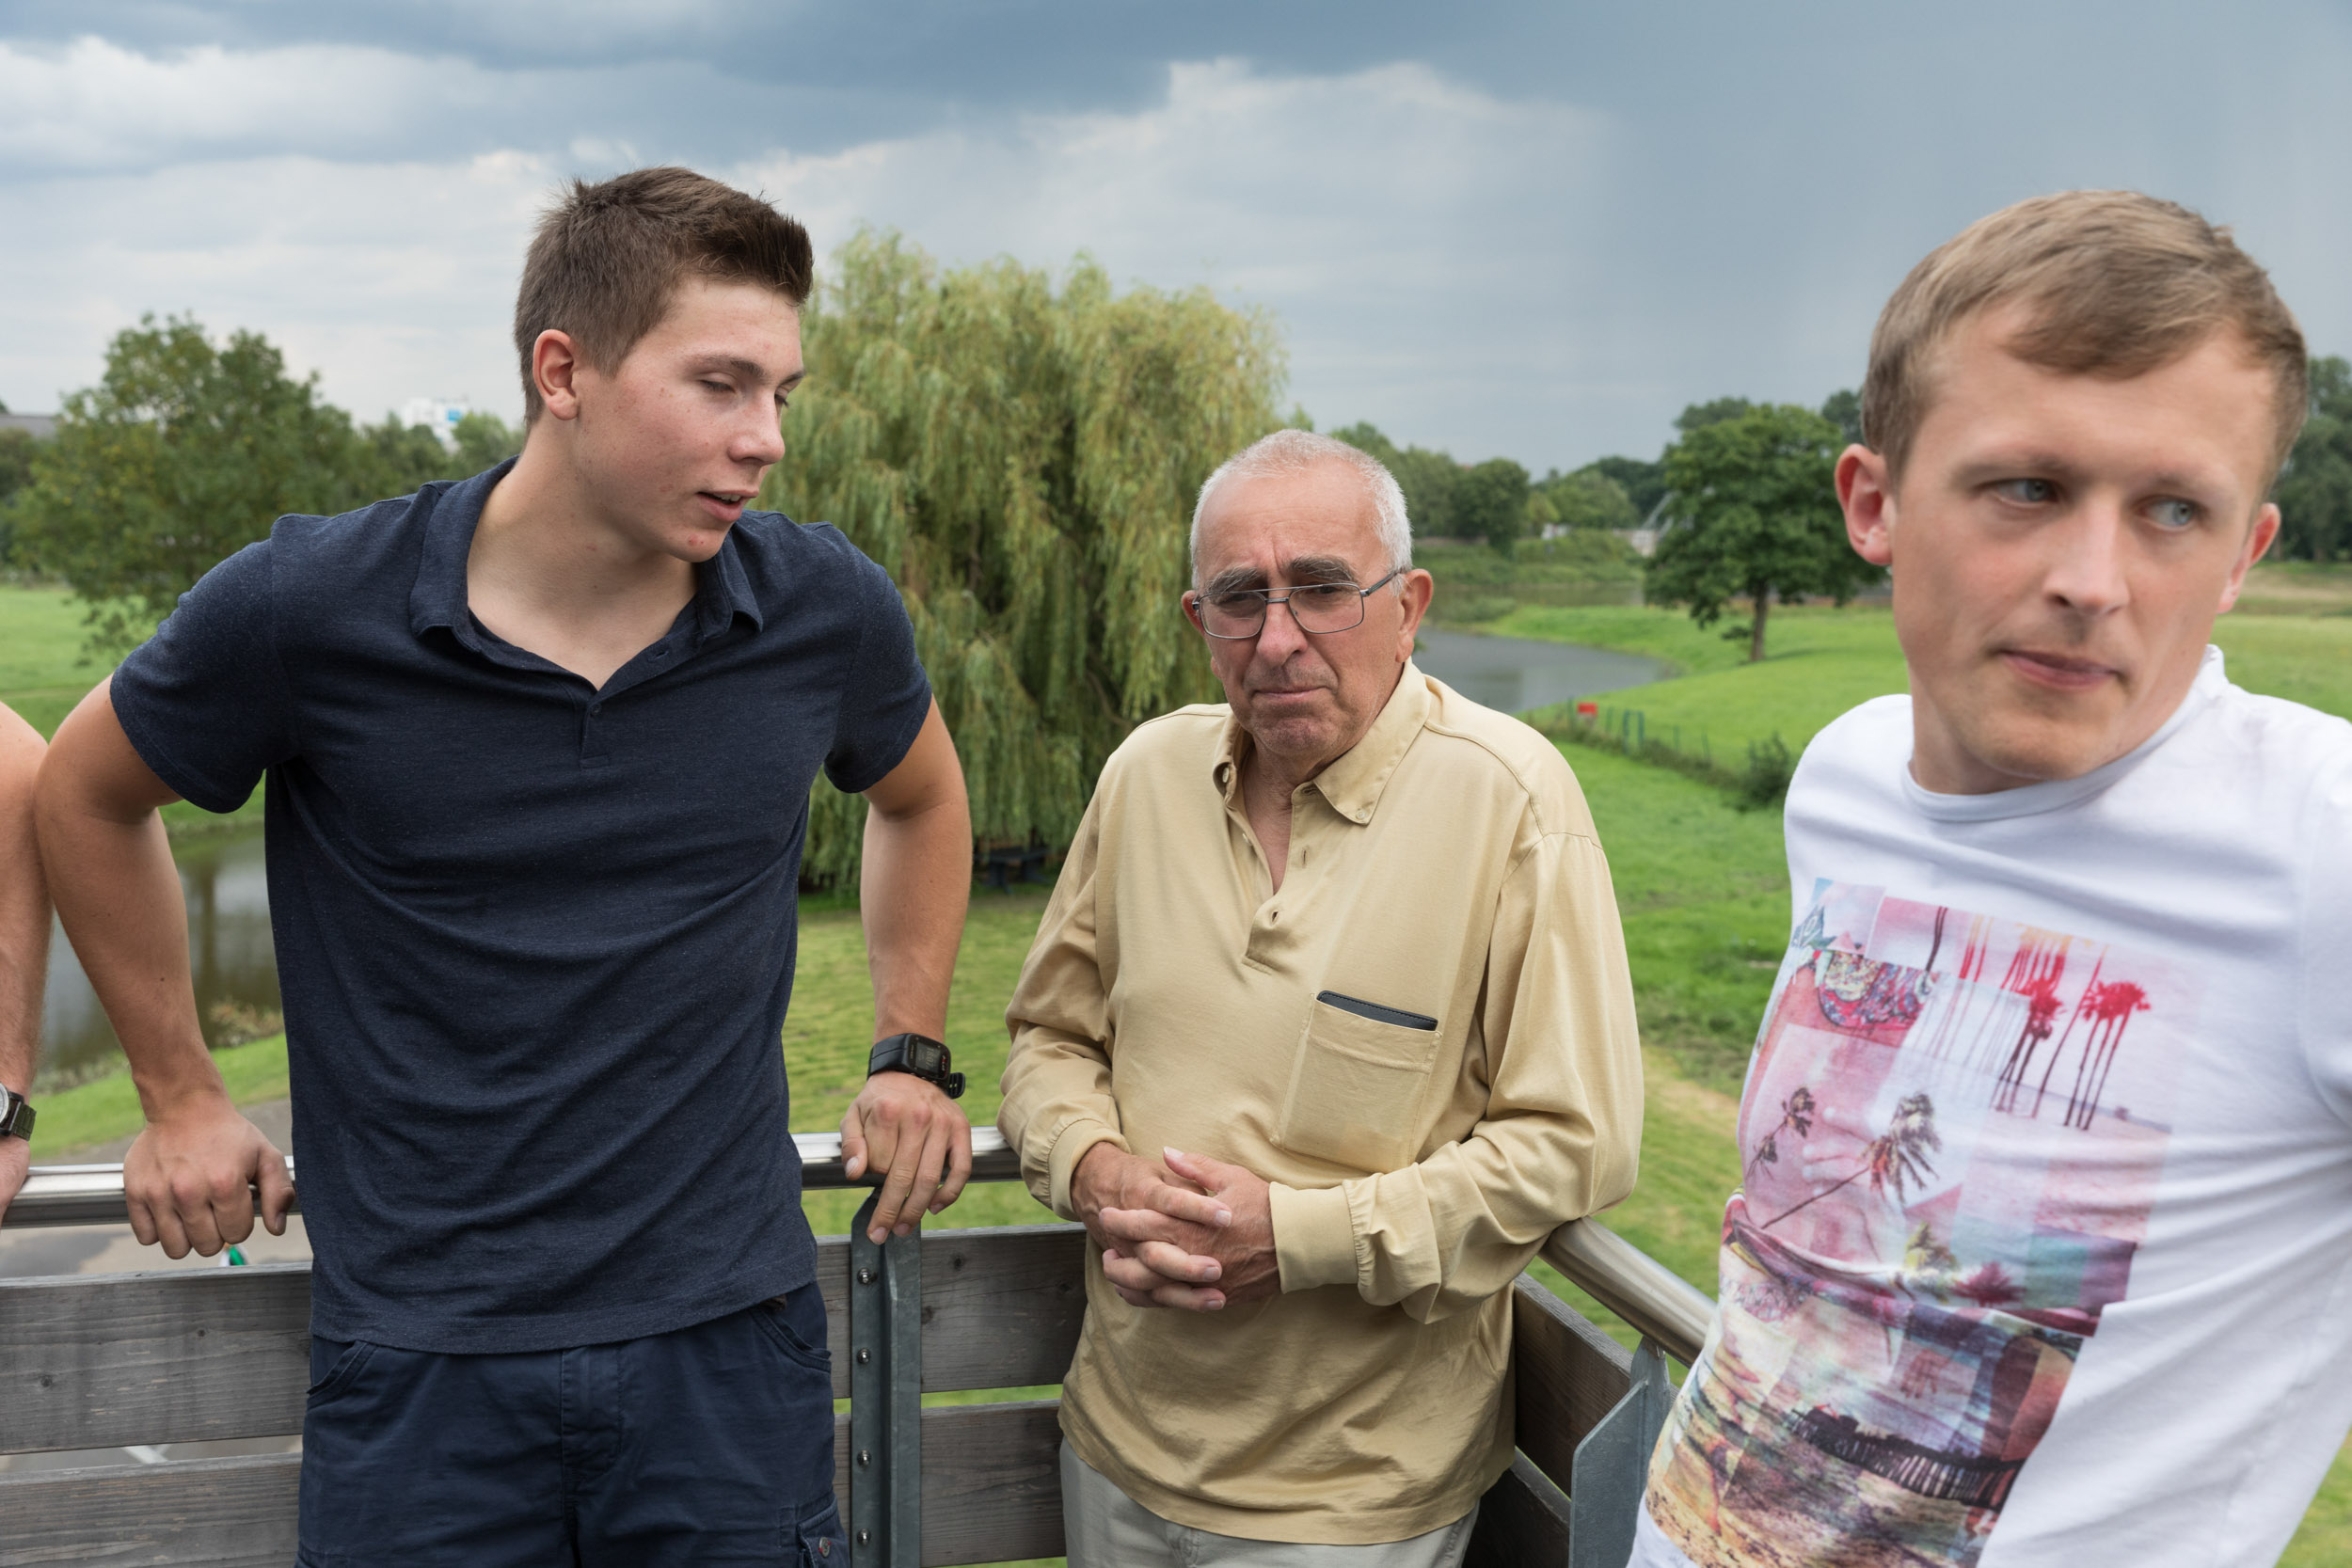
(998, 428, 1645, 1566)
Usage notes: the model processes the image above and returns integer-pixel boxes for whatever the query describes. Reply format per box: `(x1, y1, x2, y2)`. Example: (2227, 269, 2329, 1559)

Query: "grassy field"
(1487, 560, 2352, 764)
(0, 581, 101, 739)
(0, 583, 263, 837)
(14, 569, 2347, 1561)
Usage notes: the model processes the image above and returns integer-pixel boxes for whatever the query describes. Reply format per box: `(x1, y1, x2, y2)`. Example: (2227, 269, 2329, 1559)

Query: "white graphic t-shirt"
(1634, 650, 2352, 1568)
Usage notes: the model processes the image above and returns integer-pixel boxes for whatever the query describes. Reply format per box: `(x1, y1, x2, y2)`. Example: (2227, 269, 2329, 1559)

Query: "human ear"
(532, 330, 586, 422)
(2216, 502, 2280, 614)
(1394, 569, 1434, 661)
(1837, 445, 1897, 567)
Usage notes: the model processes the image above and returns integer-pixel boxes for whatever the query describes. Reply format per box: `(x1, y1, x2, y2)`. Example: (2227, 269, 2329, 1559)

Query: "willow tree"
(763, 233, 1287, 885)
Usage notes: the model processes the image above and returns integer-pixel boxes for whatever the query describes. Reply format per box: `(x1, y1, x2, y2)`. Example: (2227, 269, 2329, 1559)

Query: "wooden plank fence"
(2, 1224, 1633, 1565)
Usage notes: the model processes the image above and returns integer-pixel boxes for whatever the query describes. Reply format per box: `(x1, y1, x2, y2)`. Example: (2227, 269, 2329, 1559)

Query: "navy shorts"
(297, 1283, 844, 1566)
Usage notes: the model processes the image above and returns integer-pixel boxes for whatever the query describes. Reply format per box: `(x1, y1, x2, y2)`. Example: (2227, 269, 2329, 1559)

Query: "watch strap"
(0, 1087, 32, 1141)
(867, 1033, 966, 1100)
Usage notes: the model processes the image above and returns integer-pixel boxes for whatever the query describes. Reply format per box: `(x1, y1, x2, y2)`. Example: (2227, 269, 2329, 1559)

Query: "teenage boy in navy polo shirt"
(37, 167, 973, 1562)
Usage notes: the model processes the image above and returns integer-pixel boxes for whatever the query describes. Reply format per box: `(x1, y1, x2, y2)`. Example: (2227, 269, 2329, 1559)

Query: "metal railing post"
(848, 1192, 923, 1568)
(1566, 1336, 1675, 1568)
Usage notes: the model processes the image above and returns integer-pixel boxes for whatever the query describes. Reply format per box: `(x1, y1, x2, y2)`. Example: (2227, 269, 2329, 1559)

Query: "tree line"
(1337, 364, 2352, 663)
(2, 317, 522, 655)
(0, 243, 1281, 885)
(3, 288, 2346, 861)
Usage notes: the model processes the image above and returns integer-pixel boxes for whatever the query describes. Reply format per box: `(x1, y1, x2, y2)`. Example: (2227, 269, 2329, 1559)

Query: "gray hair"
(1189, 429, 1413, 587)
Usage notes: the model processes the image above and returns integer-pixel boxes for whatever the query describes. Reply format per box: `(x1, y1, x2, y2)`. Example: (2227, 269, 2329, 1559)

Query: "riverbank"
(1480, 562, 2352, 765)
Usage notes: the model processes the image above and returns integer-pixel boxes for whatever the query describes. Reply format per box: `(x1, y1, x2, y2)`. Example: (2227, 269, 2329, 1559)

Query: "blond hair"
(1862, 190, 2308, 483)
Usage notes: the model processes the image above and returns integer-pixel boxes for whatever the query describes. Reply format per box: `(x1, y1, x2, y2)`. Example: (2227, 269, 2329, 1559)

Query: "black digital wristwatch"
(866, 1033, 966, 1100)
(0, 1085, 33, 1142)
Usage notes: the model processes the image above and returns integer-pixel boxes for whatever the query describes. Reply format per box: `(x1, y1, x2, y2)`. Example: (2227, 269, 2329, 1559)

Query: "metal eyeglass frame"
(1191, 565, 1406, 640)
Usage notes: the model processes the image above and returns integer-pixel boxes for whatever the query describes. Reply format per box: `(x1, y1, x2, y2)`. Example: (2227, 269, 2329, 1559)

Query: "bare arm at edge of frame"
(840, 698, 976, 1244)
(0, 703, 51, 1212)
(32, 677, 293, 1256)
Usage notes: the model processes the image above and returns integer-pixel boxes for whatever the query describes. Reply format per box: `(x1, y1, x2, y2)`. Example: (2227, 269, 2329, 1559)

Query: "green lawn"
(1491, 576, 2352, 767)
(0, 583, 263, 838)
(0, 581, 103, 740)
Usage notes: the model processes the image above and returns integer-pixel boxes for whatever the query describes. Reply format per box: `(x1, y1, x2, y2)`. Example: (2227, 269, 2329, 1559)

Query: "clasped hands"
(1072, 1142, 1279, 1311)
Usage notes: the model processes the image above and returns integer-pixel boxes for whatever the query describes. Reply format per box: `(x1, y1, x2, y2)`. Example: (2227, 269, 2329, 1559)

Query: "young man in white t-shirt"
(1636, 191, 2352, 1568)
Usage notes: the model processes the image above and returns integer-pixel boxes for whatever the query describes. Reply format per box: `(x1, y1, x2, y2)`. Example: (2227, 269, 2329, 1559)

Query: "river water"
(33, 631, 1664, 1081)
(40, 832, 280, 1084)
(1412, 628, 1663, 715)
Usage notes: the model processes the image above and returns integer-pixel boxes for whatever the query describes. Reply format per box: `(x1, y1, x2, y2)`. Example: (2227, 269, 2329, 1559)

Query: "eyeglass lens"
(1198, 582, 1366, 638)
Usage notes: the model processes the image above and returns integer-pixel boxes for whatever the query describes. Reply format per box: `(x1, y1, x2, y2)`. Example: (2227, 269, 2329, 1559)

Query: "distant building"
(400, 397, 471, 449)
(0, 413, 56, 440)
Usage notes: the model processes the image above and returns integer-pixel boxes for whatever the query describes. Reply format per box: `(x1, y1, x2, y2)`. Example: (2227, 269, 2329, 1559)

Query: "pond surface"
(40, 831, 280, 1083)
(1413, 628, 1664, 715)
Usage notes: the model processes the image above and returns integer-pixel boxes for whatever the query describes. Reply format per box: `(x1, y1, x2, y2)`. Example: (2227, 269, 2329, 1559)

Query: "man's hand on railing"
(1088, 1146, 1278, 1312)
(123, 1091, 293, 1259)
(842, 1073, 973, 1244)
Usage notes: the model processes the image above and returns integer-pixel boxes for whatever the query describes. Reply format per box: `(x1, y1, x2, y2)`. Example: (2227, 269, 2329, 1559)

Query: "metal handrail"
(1541, 1218, 1714, 1365)
(6, 1127, 1717, 1365)
(2, 1129, 1026, 1229)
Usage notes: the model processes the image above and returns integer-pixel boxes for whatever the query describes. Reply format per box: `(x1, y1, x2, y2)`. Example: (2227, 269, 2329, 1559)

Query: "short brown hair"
(514, 166, 814, 420)
(1862, 190, 2308, 483)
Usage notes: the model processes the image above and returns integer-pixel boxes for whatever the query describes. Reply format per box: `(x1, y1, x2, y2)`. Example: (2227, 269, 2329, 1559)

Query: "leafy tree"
(16, 316, 383, 656)
(0, 427, 36, 568)
(1646, 403, 1881, 662)
(2276, 355, 2352, 562)
(1820, 388, 1865, 447)
(1587, 454, 1667, 519)
(358, 415, 464, 498)
(1523, 490, 1559, 536)
(453, 411, 524, 475)
(761, 232, 1285, 884)
(1327, 421, 1400, 468)
(1676, 396, 1755, 435)
(1454, 456, 1531, 555)
(0, 428, 34, 505)
(1541, 466, 1639, 531)
(1329, 421, 1470, 537)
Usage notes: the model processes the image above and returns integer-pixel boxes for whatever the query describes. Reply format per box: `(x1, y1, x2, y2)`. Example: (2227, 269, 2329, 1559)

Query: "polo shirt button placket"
(581, 696, 612, 767)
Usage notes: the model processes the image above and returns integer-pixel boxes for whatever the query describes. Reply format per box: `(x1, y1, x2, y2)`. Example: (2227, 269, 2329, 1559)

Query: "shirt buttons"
(589, 703, 604, 716)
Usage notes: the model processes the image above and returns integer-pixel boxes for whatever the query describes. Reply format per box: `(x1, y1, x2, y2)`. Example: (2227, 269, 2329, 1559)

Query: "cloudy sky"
(4, 1, 2348, 471)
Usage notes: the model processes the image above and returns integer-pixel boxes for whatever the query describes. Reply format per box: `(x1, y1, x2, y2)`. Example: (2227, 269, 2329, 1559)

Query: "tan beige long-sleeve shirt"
(998, 664, 1644, 1544)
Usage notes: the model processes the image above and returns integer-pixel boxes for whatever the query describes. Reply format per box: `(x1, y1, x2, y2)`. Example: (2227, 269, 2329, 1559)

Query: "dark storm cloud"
(1, 0, 2346, 467)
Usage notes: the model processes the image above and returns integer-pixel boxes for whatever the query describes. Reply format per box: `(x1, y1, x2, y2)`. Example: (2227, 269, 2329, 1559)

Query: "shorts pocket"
(1274, 992, 1441, 1172)
(305, 1338, 380, 1404)
(790, 1494, 848, 1565)
(753, 1296, 832, 1374)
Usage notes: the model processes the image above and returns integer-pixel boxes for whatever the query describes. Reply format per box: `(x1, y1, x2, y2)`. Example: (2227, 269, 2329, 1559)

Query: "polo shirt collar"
(408, 459, 767, 643)
(1211, 661, 1432, 826)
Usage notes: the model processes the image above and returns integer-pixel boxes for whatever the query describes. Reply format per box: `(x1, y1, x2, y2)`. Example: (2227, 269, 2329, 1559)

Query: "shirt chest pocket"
(1274, 991, 1441, 1173)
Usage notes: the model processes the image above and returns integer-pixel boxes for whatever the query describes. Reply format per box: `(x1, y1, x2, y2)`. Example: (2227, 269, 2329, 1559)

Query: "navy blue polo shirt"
(111, 461, 931, 1354)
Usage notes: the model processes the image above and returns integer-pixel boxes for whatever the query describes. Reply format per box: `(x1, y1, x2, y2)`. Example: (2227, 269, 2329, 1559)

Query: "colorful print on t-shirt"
(1646, 881, 2193, 1568)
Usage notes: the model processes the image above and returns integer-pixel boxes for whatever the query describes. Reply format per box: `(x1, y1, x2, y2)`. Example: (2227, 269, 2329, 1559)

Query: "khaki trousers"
(1060, 1443, 1480, 1568)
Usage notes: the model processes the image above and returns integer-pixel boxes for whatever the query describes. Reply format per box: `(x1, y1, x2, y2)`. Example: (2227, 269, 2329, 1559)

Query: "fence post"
(1567, 1337, 1676, 1568)
(849, 1191, 923, 1568)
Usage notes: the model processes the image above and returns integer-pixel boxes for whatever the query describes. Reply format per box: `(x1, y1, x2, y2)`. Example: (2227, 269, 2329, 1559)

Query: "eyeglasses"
(1190, 567, 1405, 640)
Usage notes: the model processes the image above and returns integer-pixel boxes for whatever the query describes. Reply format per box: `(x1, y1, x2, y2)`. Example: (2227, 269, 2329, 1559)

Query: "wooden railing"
(1, 1131, 1714, 1567)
